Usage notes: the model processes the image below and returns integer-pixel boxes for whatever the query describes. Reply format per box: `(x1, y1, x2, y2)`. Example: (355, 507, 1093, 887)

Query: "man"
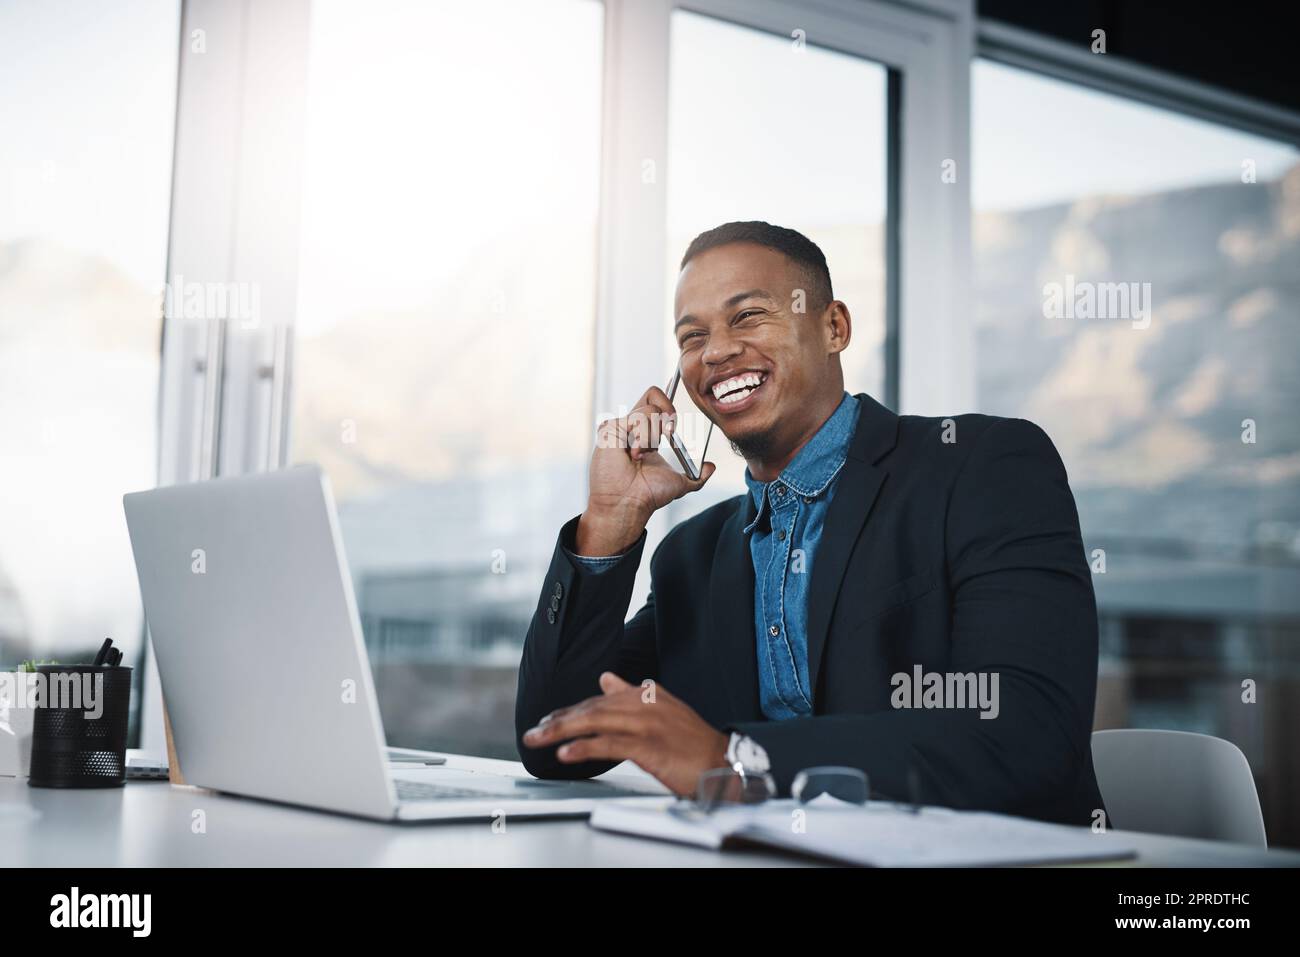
(517, 221, 1105, 825)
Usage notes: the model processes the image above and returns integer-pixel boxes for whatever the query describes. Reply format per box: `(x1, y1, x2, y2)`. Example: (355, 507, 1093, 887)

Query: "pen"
(92, 638, 114, 667)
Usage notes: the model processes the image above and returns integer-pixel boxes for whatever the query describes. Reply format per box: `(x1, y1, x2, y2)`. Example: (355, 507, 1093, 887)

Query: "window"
(0, 0, 180, 741)
(662, 10, 889, 520)
(290, 0, 604, 757)
(973, 58, 1300, 844)
(145, 0, 974, 768)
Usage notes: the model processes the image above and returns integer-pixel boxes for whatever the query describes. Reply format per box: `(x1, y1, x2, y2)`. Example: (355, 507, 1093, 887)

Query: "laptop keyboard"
(394, 774, 656, 803)
(394, 779, 502, 801)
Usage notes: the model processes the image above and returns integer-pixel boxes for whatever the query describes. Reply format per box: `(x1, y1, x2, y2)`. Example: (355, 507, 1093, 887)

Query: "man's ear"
(825, 299, 852, 355)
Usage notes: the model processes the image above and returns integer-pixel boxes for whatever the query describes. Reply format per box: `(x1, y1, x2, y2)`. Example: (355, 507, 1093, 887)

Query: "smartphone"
(664, 365, 713, 480)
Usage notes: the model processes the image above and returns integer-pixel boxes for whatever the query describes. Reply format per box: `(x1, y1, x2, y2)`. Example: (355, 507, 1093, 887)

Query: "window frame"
(596, 0, 977, 423)
(979, 20, 1300, 148)
(145, 0, 313, 751)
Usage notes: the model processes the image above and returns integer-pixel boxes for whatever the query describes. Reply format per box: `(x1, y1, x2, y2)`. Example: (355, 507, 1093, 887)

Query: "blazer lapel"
(805, 394, 900, 705)
(709, 493, 763, 722)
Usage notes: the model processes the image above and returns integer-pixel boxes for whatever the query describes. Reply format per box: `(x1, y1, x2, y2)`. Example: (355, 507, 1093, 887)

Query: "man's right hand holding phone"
(575, 384, 715, 557)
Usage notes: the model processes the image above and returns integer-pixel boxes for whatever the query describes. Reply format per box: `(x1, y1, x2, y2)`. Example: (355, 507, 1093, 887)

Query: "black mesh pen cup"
(28, 665, 132, 788)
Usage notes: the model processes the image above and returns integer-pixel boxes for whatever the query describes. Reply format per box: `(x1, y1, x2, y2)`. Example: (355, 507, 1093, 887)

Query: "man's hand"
(521, 672, 730, 796)
(576, 386, 716, 556)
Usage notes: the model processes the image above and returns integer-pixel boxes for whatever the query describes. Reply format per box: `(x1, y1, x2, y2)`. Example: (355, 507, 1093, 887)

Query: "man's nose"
(702, 325, 743, 366)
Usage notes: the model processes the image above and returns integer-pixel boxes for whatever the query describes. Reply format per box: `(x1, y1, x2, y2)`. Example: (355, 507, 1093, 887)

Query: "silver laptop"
(123, 465, 660, 822)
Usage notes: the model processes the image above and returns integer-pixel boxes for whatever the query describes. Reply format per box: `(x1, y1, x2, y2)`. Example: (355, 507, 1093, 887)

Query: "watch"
(725, 732, 771, 775)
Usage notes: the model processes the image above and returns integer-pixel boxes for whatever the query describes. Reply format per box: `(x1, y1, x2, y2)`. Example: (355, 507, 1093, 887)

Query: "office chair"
(1091, 729, 1267, 847)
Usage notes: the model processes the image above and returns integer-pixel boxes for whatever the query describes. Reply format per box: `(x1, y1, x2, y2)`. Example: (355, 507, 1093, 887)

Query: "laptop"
(123, 465, 662, 822)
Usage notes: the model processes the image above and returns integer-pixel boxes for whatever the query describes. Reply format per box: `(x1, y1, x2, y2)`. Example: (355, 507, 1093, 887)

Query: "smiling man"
(517, 221, 1106, 825)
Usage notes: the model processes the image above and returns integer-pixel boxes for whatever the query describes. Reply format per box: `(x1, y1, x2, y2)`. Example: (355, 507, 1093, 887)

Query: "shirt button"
(803, 496, 813, 504)
(546, 608, 557, 625)
(774, 486, 784, 497)
(549, 595, 560, 612)
(552, 581, 564, 600)
(777, 529, 787, 541)
(769, 624, 780, 636)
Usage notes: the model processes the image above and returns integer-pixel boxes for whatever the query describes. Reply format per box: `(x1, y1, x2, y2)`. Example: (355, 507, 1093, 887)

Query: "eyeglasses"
(672, 763, 938, 820)
(669, 765, 874, 820)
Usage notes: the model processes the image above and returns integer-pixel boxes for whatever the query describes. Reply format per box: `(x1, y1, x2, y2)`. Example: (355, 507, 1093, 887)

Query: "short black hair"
(679, 221, 833, 313)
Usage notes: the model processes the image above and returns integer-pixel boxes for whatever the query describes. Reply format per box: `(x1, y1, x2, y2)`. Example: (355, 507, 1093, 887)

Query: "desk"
(4, 754, 1298, 867)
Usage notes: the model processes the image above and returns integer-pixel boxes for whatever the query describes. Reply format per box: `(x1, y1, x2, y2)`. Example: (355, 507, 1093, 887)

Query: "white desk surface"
(4, 753, 1298, 867)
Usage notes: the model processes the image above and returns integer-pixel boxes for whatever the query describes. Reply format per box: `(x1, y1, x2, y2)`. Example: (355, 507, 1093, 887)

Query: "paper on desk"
(590, 797, 1137, 866)
(732, 801, 1137, 866)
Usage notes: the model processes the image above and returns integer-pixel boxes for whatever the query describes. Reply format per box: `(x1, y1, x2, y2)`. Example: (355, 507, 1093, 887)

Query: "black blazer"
(516, 393, 1106, 826)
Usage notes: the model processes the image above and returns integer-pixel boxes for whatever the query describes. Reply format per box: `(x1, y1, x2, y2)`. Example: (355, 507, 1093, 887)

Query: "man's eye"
(679, 332, 703, 347)
(735, 309, 762, 322)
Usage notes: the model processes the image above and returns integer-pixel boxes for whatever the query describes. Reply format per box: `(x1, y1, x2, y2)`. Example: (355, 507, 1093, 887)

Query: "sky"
(0, 0, 179, 289)
(972, 59, 1298, 211)
(666, 10, 888, 235)
(293, 0, 605, 337)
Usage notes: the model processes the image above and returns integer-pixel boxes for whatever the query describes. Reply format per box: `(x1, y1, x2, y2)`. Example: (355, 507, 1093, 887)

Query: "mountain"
(974, 162, 1300, 565)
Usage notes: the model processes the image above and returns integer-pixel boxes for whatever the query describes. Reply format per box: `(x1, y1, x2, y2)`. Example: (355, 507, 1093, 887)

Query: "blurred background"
(2, 0, 1298, 844)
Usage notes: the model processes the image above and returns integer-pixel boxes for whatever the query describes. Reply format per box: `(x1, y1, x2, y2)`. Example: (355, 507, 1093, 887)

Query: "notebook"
(589, 795, 1138, 866)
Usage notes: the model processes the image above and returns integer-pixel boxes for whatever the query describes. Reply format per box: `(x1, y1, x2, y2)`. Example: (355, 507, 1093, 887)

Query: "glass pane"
(291, 0, 603, 758)
(664, 11, 888, 521)
(973, 59, 1300, 845)
(0, 0, 179, 742)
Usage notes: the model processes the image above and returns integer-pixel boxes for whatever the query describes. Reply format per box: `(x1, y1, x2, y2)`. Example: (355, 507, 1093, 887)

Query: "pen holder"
(28, 665, 132, 788)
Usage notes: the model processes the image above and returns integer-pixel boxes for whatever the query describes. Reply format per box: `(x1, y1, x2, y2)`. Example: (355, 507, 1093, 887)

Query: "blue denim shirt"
(567, 392, 859, 722)
(743, 392, 858, 719)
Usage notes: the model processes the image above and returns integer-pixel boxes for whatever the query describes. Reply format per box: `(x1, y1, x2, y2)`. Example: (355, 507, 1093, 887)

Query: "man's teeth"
(711, 372, 765, 403)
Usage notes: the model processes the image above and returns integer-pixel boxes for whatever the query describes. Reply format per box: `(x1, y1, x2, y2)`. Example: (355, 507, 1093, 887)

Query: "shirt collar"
(743, 392, 858, 533)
